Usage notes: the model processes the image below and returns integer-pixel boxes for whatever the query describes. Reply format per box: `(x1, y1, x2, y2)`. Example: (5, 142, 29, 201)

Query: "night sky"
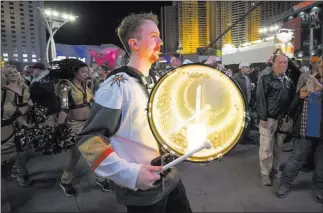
(45, 1, 172, 48)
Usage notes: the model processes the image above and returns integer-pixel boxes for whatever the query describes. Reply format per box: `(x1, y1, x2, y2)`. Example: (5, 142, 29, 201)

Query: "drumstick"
(156, 140, 212, 174)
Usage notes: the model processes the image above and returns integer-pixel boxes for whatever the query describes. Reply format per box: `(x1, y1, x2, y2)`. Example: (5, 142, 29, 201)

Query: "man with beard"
(77, 13, 192, 213)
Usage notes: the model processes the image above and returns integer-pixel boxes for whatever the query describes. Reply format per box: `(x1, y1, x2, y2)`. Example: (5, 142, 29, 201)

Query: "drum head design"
(147, 64, 246, 162)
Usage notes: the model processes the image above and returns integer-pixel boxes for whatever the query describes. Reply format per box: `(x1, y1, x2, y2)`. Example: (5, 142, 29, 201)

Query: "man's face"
(273, 54, 288, 75)
(134, 20, 163, 64)
(97, 67, 108, 78)
(33, 68, 41, 77)
(311, 61, 319, 71)
(241, 66, 250, 75)
(319, 56, 323, 78)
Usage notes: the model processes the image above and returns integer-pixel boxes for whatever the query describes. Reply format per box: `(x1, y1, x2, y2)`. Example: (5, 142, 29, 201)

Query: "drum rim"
(147, 63, 247, 162)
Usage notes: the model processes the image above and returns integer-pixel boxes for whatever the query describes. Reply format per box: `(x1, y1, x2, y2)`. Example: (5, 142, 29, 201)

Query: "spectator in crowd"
(20, 65, 33, 86)
(93, 65, 110, 93)
(276, 55, 323, 204)
(256, 54, 295, 186)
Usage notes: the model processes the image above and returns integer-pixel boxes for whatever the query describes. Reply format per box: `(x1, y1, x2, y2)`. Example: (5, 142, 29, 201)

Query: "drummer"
(77, 13, 192, 212)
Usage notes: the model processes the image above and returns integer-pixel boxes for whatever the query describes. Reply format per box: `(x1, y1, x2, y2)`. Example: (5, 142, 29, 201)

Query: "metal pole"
(38, 7, 73, 63)
(198, 1, 262, 55)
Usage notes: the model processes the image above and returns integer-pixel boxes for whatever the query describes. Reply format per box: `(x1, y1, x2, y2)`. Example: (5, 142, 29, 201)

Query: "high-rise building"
(177, 1, 208, 54)
(261, 1, 301, 25)
(208, 1, 260, 47)
(1, 1, 46, 65)
(160, 5, 178, 54)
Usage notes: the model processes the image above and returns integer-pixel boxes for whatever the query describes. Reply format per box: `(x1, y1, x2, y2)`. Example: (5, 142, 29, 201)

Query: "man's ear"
(128, 39, 138, 51)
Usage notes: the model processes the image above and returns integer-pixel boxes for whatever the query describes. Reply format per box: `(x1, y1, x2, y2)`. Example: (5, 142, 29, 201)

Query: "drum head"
(147, 64, 246, 163)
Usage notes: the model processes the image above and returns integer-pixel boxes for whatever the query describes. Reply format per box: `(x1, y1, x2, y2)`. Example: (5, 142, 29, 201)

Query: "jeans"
(280, 137, 323, 189)
(126, 180, 192, 213)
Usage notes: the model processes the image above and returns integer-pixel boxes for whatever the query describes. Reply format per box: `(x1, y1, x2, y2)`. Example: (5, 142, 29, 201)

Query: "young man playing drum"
(76, 13, 192, 213)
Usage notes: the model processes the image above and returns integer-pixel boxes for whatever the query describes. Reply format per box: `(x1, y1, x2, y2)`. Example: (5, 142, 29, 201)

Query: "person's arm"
(76, 84, 142, 191)
(296, 72, 306, 93)
(56, 84, 69, 125)
(256, 76, 268, 122)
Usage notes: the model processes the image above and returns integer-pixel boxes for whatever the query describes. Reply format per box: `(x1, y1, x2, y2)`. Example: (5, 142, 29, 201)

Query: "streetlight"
(38, 7, 78, 64)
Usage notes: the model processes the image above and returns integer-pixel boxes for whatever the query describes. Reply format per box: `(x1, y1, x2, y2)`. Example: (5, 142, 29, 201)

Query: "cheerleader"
(48, 59, 110, 196)
(1, 64, 30, 212)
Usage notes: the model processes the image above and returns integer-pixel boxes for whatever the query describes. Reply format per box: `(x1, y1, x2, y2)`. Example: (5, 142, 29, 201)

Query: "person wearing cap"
(30, 63, 48, 83)
(256, 54, 295, 186)
(233, 62, 252, 106)
(296, 56, 320, 92)
(21, 65, 33, 86)
(233, 62, 254, 144)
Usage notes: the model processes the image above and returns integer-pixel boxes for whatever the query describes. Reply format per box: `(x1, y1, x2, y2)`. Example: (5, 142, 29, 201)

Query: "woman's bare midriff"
(68, 107, 90, 121)
(1, 125, 15, 142)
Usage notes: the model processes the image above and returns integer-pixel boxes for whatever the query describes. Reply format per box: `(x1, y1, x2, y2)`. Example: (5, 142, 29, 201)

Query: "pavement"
(5, 133, 323, 212)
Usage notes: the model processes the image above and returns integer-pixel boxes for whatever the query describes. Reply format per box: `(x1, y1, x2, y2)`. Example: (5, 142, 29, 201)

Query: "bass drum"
(147, 63, 247, 163)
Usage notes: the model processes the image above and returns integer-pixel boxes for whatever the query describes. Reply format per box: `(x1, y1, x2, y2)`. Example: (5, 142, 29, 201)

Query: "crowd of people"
(1, 12, 323, 213)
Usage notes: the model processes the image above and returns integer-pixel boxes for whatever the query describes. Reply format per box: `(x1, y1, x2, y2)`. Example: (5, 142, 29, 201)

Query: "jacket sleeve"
(256, 76, 268, 121)
(76, 81, 142, 191)
(296, 72, 307, 93)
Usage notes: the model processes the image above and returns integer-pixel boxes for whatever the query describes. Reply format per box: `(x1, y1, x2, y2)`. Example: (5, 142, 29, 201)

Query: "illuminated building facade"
(160, 5, 178, 54)
(177, 1, 208, 54)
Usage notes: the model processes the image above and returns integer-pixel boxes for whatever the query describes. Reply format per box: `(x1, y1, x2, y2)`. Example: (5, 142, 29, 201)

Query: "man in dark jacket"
(256, 54, 295, 186)
(276, 55, 323, 203)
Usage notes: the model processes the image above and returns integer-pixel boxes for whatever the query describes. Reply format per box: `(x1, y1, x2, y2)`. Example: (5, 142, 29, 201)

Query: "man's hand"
(300, 87, 309, 99)
(259, 120, 268, 128)
(136, 165, 162, 190)
(204, 56, 217, 66)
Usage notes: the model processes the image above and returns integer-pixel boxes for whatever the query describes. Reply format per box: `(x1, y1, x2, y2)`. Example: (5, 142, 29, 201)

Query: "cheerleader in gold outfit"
(1, 65, 30, 213)
(47, 59, 110, 197)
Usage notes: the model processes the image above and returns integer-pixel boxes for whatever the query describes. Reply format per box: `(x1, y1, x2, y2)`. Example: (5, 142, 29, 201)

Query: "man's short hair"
(116, 12, 159, 55)
(99, 65, 108, 71)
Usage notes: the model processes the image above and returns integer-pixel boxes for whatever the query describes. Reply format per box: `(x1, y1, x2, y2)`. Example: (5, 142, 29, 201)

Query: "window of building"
(2, 53, 8, 57)
(9, 2, 14, 5)
(20, 17, 24, 21)
(30, 23, 34, 26)
(22, 40, 26, 44)
(20, 8, 23, 11)
(3, 44, 7, 47)
(28, 5, 32, 9)
(1, 24, 4, 28)
(12, 35, 16, 38)
(4, 58, 8, 61)
(30, 19, 34, 23)
(30, 32, 34, 35)
(30, 27, 34, 31)
(1, 20, 3, 23)
(32, 46, 36, 49)
(20, 13, 24, 16)
(21, 22, 25, 25)
(10, 16, 15, 19)
(29, 14, 33, 18)
(2, 34, 6, 37)
(12, 40, 16, 43)
(23, 54, 28, 57)
(11, 21, 15, 24)
(1, 38, 6, 43)
(11, 26, 15, 29)
(21, 27, 25, 30)
(31, 41, 35, 44)
(11, 30, 16, 33)
(22, 36, 26, 39)
(32, 59, 37, 62)
(32, 54, 36, 58)
(19, 3, 23, 6)
(22, 45, 26, 48)
(10, 11, 14, 15)
(29, 10, 33, 13)
(10, 7, 14, 10)
(1, 15, 4, 19)
(23, 59, 28, 62)
(31, 36, 35, 40)
(13, 53, 18, 57)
